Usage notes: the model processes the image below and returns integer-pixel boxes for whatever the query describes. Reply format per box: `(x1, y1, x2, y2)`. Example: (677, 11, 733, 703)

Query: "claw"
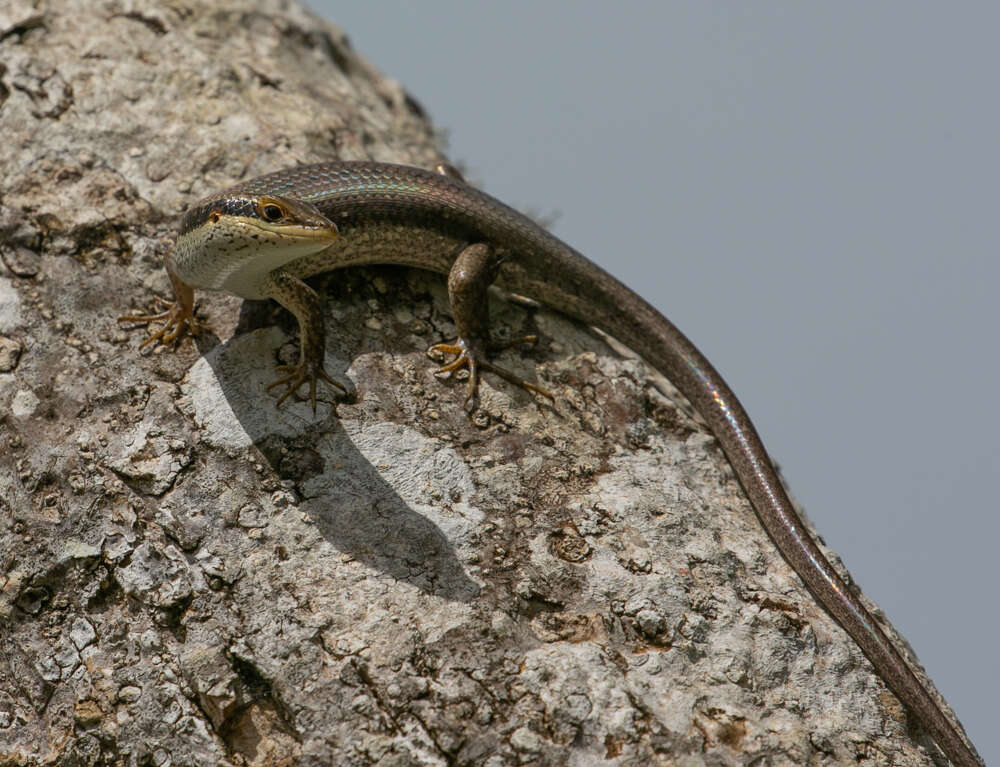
(266, 361, 348, 413)
(119, 299, 200, 350)
(428, 337, 553, 411)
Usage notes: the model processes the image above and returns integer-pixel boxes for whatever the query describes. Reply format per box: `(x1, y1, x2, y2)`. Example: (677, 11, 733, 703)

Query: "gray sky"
(309, 2, 996, 759)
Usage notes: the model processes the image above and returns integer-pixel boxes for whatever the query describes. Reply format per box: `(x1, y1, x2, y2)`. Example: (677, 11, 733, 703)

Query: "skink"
(121, 161, 980, 767)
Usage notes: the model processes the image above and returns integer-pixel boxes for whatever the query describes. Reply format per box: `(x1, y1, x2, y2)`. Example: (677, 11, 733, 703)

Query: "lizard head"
(173, 194, 339, 295)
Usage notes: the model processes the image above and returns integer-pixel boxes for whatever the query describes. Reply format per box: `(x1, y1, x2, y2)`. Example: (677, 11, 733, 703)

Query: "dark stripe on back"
(179, 196, 261, 235)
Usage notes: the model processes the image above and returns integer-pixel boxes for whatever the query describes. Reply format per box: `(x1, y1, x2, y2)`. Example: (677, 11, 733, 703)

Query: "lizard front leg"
(428, 242, 552, 410)
(262, 268, 348, 411)
(119, 257, 201, 348)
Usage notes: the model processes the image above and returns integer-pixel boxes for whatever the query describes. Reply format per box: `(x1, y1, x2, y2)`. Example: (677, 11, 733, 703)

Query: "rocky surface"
(0, 1, 966, 765)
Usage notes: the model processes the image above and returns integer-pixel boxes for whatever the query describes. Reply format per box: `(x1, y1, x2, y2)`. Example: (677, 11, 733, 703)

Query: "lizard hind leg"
(428, 243, 553, 411)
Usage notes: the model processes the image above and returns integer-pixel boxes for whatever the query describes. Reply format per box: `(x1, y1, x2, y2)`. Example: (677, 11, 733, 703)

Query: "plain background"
(309, 2, 995, 760)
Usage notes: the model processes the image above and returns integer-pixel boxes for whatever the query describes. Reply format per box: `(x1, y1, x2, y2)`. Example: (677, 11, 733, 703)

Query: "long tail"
(614, 290, 980, 767)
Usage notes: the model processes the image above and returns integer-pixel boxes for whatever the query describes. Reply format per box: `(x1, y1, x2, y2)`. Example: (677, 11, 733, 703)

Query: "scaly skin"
(121, 161, 980, 767)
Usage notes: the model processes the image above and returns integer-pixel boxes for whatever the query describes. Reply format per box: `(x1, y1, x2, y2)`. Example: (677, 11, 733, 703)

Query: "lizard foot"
(427, 336, 553, 411)
(119, 297, 200, 350)
(267, 360, 349, 412)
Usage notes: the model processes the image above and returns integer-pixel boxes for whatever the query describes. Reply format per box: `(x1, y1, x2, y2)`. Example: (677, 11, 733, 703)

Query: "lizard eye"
(260, 202, 285, 222)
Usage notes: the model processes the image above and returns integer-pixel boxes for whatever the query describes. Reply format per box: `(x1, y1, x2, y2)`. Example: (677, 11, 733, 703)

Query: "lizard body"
(121, 161, 980, 767)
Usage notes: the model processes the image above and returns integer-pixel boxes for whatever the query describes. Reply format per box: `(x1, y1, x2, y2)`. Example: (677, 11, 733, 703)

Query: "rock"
(0, 1, 965, 765)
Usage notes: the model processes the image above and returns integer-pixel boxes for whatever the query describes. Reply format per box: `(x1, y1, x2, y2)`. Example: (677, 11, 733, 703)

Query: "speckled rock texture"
(0, 1, 966, 766)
